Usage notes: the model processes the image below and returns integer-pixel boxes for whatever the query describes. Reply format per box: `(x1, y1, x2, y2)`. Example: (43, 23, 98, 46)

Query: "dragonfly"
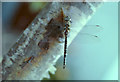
(38, 15, 103, 69)
(62, 15, 103, 69)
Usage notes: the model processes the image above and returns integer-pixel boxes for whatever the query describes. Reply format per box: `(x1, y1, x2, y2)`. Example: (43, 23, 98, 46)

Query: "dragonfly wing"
(42, 24, 102, 44)
(80, 25, 103, 34)
(76, 33, 101, 44)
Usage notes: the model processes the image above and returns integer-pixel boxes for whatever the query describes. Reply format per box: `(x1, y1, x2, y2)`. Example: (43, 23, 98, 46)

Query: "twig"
(2, 2, 103, 80)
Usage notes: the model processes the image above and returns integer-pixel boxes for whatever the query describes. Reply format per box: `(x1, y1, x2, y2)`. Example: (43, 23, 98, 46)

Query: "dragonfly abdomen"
(63, 16, 71, 69)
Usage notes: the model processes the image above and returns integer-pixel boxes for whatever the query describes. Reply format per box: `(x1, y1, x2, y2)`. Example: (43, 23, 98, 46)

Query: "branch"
(2, 2, 103, 80)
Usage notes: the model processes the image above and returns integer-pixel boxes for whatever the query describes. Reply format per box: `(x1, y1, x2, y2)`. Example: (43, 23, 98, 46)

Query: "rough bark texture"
(1, 2, 103, 80)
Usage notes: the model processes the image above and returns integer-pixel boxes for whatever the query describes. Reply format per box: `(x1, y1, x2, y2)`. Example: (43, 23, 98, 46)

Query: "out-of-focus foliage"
(43, 65, 70, 80)
(29, 2, 47, 13)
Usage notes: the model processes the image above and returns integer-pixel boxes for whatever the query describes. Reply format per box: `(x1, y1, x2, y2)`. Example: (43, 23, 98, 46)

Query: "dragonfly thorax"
(64, 16, 71, 32)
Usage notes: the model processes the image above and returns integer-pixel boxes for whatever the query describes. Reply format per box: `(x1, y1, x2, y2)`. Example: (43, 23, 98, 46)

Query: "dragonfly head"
(64, 16, 72, 23)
